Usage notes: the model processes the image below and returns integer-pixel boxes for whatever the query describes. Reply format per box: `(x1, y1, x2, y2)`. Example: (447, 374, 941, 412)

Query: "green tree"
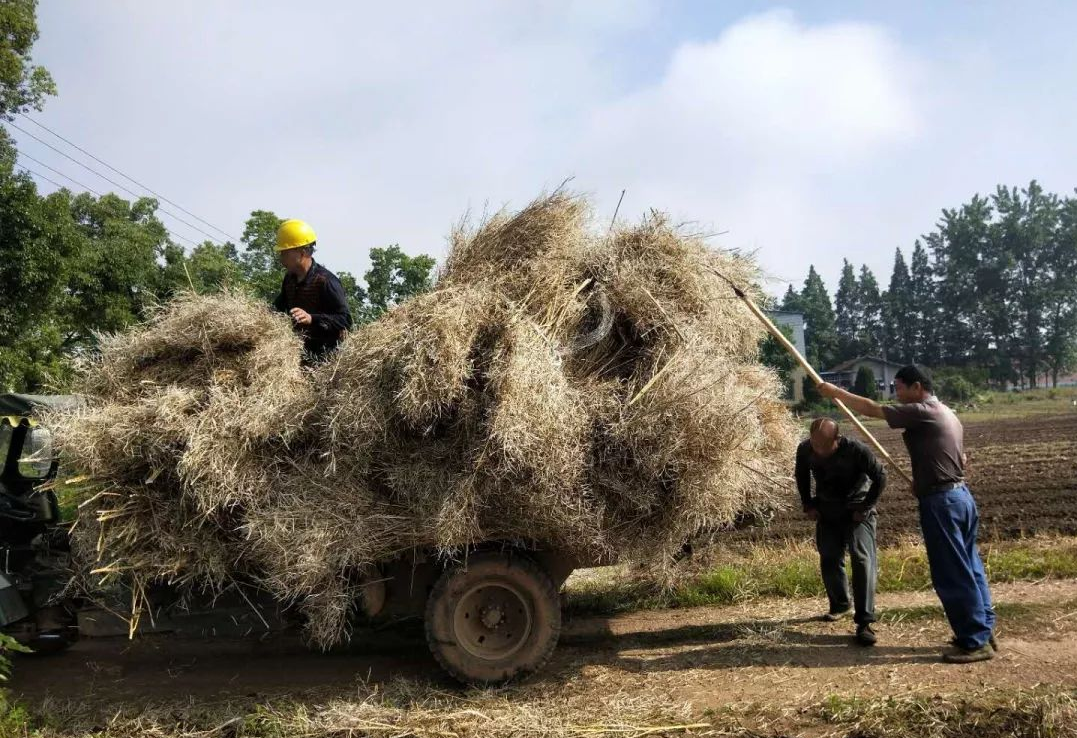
(885, 247, 914, 364)
(335, 270, 370, 323)
(853, 365, 879, 400)
(239, 210, 284, 301)
(1045, 194, 1077, 386)
(993, 182, 1057, 387)
(798, 265, 838, 371)
(909, 240, 937, 364)
(362, 245, 436, 322)
(857, 265, 884, 357)
(834, 259, 862, 359)
(0, 149, 80, 390)
(61, 192, 170, 349)
(759, 322, 797, 398)
(0, 0, 55, 119)
(780, 284, 802, 312)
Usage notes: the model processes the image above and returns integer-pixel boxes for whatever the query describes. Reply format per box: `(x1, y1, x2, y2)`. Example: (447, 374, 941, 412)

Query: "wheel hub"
(481, 605, 504, 628)
(454, 581, 533, 660)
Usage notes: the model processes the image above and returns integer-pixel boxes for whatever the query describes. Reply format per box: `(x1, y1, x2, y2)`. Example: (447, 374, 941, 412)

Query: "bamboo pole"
(712, 270, 913, 485)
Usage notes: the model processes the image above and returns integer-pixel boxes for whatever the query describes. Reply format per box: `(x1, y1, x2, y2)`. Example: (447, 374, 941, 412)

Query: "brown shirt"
(882, 396, 965, 496)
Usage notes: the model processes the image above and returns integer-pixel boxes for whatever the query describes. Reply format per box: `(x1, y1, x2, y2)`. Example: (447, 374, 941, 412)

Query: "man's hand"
(803, 506, 819, 521)
(289, 308, 312, 326)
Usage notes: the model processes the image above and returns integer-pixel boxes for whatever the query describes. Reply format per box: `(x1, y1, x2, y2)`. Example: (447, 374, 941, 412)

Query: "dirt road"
(15, 579, 1077, 717)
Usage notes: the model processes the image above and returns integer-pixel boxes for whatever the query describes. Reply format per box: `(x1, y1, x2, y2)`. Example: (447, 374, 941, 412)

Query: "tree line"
(778, 181, 1077, 389)
(0, 167, 436, 392)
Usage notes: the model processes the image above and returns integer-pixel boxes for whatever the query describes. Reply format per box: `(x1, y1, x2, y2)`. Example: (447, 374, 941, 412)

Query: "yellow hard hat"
(275, 219, 317, 251)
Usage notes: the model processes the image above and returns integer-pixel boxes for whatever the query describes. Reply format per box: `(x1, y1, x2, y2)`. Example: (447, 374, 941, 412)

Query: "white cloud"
(573, 10, 923, 289)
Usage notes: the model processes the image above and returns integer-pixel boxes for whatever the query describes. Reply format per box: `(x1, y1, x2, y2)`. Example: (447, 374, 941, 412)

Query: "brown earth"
(13, 578, 1077, 725)
(730, 412, 1077, 547)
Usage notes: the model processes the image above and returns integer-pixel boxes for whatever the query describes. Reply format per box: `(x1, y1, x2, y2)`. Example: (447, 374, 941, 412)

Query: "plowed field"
(732, 412, 1077, 546)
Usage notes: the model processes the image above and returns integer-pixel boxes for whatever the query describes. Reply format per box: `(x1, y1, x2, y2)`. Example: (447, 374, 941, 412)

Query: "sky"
(20, 1, 1077, 298)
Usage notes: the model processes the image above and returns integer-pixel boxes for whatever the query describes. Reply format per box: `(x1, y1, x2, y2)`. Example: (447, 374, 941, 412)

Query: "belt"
(919, 481, 966, 497)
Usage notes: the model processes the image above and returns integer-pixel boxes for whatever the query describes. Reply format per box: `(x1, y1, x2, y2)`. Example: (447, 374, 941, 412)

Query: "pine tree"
(834, 259, 862, 360)
(780, 284, 802, 312)
(885, 248, 915, 363)
(799, 265, 839, 370)
(909, 240, 938, 364)
(858, 265, 884, 357)
(853, 366, 880, 400)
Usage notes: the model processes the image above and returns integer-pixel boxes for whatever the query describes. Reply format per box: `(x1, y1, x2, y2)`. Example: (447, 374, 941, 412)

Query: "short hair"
(809, 417, 838, 438)
(894, 364, 933, 392)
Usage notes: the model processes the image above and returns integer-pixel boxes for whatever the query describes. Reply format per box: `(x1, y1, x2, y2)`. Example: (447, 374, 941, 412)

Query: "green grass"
(565, 537, 1077, 616)
(816, 688, 1077, 738)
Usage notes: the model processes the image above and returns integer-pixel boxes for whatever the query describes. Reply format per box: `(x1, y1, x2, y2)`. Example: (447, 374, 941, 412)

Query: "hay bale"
(54, 190, 798, 649)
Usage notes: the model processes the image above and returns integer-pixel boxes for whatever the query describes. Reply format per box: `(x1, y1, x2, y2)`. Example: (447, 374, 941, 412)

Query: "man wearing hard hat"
(272, 219, 352, 361)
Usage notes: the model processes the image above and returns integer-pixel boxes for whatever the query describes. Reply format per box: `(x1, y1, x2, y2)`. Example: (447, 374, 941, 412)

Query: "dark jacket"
(795, 436, 887, 514)
(273, 261, 352, 358)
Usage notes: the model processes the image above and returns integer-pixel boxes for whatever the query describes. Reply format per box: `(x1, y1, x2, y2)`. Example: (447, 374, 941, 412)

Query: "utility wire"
(18, 150, 103, 196)
(17, 112, 238, 242)
(6, 121, 226, 245)
(17, 164, 199, 247)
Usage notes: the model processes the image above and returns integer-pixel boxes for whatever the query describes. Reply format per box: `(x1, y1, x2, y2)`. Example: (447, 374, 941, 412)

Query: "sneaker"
(942, 644, 995, 664)
(855, 623, 877, 646)
(821, 608, 851, 622)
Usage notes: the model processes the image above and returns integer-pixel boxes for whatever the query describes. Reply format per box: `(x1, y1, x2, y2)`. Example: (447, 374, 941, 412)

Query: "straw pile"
(52, 191, 798, 647)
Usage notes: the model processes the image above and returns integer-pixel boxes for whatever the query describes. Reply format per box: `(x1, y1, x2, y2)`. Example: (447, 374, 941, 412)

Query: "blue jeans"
(918, 485, 995, 649)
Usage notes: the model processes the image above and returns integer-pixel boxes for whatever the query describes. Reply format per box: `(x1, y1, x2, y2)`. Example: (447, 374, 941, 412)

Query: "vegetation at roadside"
(813, 688, 1077, 738)
(565, 536, 1077, 615)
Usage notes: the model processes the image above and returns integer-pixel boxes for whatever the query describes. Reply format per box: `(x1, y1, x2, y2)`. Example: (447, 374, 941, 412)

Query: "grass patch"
(817, 688, 1077, 738)
(566, 536, 1077, 616)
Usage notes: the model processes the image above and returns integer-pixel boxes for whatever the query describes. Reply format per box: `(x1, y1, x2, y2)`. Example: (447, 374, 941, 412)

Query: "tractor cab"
(0, 394, 72, 532)
(0, 393, 78, 649)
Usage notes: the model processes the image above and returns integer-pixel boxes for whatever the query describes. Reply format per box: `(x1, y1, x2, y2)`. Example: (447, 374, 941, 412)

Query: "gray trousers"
(815, 507, 878, 625)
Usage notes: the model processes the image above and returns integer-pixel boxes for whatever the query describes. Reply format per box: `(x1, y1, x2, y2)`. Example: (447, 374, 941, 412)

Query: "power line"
(18, 150, 103, 196)
(6, 120, 227, 246)
(17, 112, 238, 242)
(17, 164, 200, 247)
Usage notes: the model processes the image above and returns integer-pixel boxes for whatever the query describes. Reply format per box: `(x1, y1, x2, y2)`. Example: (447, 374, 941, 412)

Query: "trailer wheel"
(425, 552, 561, 685)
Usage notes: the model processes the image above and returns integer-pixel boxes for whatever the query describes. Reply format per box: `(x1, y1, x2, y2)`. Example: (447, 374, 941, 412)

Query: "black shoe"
(942, 644, 994, 664)
(950, 633, 998, 652)
(855, 623, 877, 646)
(821, 608, 851, 622)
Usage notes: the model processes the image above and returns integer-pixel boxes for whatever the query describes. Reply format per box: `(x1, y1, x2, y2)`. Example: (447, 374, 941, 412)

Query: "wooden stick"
(712, 270, 913, 485)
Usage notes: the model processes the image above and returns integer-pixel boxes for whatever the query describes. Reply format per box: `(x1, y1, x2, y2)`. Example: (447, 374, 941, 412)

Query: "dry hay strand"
(597, 213, 765, 358)
(70, 483, 244, 595)
(77, 291, 305, 402)
(317, 284, 504, 446)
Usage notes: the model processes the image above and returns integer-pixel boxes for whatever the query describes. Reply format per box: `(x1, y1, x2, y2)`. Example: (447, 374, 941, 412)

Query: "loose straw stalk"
(711, 270, 913, 486)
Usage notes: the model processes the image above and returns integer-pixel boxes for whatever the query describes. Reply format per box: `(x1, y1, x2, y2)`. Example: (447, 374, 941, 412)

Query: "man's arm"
(309, 274, 353, 335)
(817, 382, 886, 419)
(794, 443, 814, 510)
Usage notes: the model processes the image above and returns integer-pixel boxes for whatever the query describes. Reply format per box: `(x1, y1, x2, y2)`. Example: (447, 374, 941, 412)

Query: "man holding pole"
(796, 418, 886, 646)
(817, 365, 996, 664)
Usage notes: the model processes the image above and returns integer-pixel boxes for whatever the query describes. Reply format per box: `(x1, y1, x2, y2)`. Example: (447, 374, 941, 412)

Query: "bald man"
(795, 418, 887, 646)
